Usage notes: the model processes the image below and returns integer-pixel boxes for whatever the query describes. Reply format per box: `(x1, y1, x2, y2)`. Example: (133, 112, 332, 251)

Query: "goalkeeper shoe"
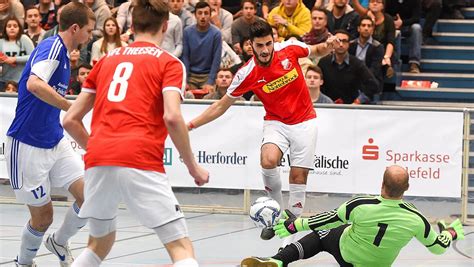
(260, 227, 275, 240)
(241, 257, 283, 267)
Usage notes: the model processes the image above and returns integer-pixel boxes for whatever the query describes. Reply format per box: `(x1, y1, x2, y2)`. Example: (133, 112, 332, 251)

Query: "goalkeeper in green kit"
(241, 165, 465, 267)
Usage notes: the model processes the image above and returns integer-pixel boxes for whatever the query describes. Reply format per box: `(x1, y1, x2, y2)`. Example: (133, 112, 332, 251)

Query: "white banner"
(0, 98, 464, 197)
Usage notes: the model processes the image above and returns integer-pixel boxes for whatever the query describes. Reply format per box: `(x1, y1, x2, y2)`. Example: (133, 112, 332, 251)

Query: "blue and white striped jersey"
(7, 35, 71, 148)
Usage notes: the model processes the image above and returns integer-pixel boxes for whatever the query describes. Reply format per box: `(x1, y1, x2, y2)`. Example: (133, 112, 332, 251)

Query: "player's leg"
(261, 143, 284, 206)
(120, 167, 198, 265)
(45, 138, 87, 266)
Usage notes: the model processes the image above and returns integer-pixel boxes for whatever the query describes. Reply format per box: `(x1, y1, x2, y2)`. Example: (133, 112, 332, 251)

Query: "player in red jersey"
(188, 19, 338, 247)
(63, 0, 209, 266)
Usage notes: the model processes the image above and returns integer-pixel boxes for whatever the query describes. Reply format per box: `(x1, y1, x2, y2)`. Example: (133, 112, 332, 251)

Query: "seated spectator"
(0, 0, 25, 38)
(208, 0, 233, 44)
(169, 0, 195, 30)
(161, 12, 183, 57)
(318, 30, 379, 104)
(3, 79, 17, 93)
(267, 0, 312, 40)
(232, 0, 262, 54)
(39, 2, 63, 42)
(84, 0, 112, 38)
(349, 16, 383, 92)
(37, 0, 56, 31)
(116, 0, 133, 42)
(305, 65, 333, 103)
(0, 17, 34, 88)
(182, 1, 222, 92)
(90, 17, 127, 65)
(302, 7, 329, 45)
(239, 37, 254, 62)
(67, 63, 92, 95)
(70, 48, 82, 69)
(203, 68, 245, 100)
(24, 7, 45, 46)
(385, 0, 422, 73)
(262, 0, 280, 19)
(326, 0, 359, 39)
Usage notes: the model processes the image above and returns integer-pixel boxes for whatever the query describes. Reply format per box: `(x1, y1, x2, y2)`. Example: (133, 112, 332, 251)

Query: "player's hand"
(273, 209, 305, 238)
(325, 33, 340, 50)
(438, 219, 465, 240)
(202, 84, 215, 94)
(189, 165, 209, 187)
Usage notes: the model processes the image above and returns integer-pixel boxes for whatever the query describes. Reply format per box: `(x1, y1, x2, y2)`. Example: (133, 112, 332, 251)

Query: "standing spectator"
(84, 0, 112, 38)
(37, 0, 56, 31)
(0, 0, 25, 38)
(208, 0, 233, 44)
(24, 7, 45, 46)
(326, 0, 359, 39)
(305, 65, 333, 103)
(203, 68, 245, 100)
(90, 17, 127, 65)
(268, 0, 312, 40)
(0, 17, 35, 88)
(161, 12, 183, 57)
(318, 30, 379, 103)
(169, 0, 195, 30)
(182, 1, 221, 92)
(232, 0, 261, 54)
(385, 0, 422, 73)
(302, 7, 329, 45)
(349, 16, 384, 92)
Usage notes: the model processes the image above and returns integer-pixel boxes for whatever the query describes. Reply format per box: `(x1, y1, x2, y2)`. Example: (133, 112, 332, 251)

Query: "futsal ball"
(249, 197, 281, 228)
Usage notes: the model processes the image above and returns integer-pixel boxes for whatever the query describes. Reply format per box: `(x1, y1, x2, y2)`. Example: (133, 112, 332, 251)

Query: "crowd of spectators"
(0, 0, 473, 103)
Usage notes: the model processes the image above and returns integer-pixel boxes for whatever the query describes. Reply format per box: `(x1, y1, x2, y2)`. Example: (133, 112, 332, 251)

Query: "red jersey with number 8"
(81, 42, 186, 173)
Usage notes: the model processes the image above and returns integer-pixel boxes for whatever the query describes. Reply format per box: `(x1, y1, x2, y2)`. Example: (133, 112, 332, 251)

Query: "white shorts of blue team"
(5, 137, 84, 207)
(262, 118, 318, 169)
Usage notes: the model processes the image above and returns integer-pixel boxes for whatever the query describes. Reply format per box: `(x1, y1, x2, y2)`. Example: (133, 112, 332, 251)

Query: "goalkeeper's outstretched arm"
(417, 219, 465, 255)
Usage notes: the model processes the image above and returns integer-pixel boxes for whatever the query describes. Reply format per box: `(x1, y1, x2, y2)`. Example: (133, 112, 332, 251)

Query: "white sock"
(18, 222, 44, 265)
(54, 202, 87, 246)
(261, 167, 283, 207)
(72, 248, 101, 267)
(174, 258, 199, 267)
(288, 184, 306, 217)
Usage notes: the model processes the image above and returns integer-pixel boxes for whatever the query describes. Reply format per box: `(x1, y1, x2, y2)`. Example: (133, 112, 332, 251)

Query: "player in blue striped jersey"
(5, 2, 95, 267)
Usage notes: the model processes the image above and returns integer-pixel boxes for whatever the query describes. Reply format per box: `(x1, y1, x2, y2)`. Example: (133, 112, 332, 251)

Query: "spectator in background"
(169, 0, 195, 30)
(314, 0, 332, 8)
(0, 17, 35, 88)
(182, 1, 221, 92)
(268, 0, 311, 40)
(39, 2, 63, 41)
(326, 0, 359, 39)
(318, 30, 379, 104)
(24, 7, 45, 46)
(302, 7, 329, 45)
(0, 0, 25, 38)
(3, 79, 17, 92)
(422, 0, 441, 45)
(84, 0, 112, 38)
(232, 0, 261, 55)
(70, 48, 82, 69)
(208, 0, 233, 44)
(37, 0, 56, 31)
(385, 0, 422, 73)
(161, 12, 183, 57)
(222, 0, 242, 15)
(305, 65, 333, 103)
(116, 0, 133, 42)
(203, 68, 245, 100)
(90, 17, 127, 65)
(67, 63, 92, 95)
(349, 16, 384, 92)
(239, 36, 254, 62)
(261, 0, 280, 19)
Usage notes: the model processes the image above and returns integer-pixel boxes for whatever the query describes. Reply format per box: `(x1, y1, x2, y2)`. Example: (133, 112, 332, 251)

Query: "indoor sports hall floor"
(0, 199, 473, 267)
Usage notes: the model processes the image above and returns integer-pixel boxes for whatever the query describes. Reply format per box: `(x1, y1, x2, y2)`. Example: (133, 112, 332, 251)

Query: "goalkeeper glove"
(273, 209, 308, 238)
(438, 219, 465, 240)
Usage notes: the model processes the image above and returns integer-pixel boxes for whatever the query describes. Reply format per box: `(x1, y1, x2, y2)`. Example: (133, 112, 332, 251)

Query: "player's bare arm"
(63, 91, 96, 149)
(188, 94, 236, 130)
(163, 90, 209, 186)
(309, 34, 340, 58)
(27, 75, 71, 111)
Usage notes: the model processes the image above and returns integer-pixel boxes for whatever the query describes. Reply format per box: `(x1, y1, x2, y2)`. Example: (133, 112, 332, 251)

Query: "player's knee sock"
(54, 202, 87, 246)
(288, 184, 306, 217)
(72, 248, 101, 267)
(173, 258, 199, 266)
(273, 232, 321, 265)
(18, 222, 44, 264)
(262, 167, 283, 207)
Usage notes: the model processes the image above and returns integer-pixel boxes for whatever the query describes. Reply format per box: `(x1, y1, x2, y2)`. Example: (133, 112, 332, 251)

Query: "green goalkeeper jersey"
(304, 196, 453, 267)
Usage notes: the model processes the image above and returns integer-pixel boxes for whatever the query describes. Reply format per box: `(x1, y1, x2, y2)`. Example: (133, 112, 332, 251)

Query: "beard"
(252, 48, 273, 67)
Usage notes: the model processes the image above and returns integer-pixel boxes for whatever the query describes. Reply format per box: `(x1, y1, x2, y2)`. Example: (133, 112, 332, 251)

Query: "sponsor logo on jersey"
(281, 58, 292, 70)
(262, 68, 298, 93)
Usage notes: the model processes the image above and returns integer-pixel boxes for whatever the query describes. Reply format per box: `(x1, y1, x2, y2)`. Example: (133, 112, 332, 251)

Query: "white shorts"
(5, 137, 84, 206)
(80, 166, 184, 229)
(262, 118, 318, 169)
